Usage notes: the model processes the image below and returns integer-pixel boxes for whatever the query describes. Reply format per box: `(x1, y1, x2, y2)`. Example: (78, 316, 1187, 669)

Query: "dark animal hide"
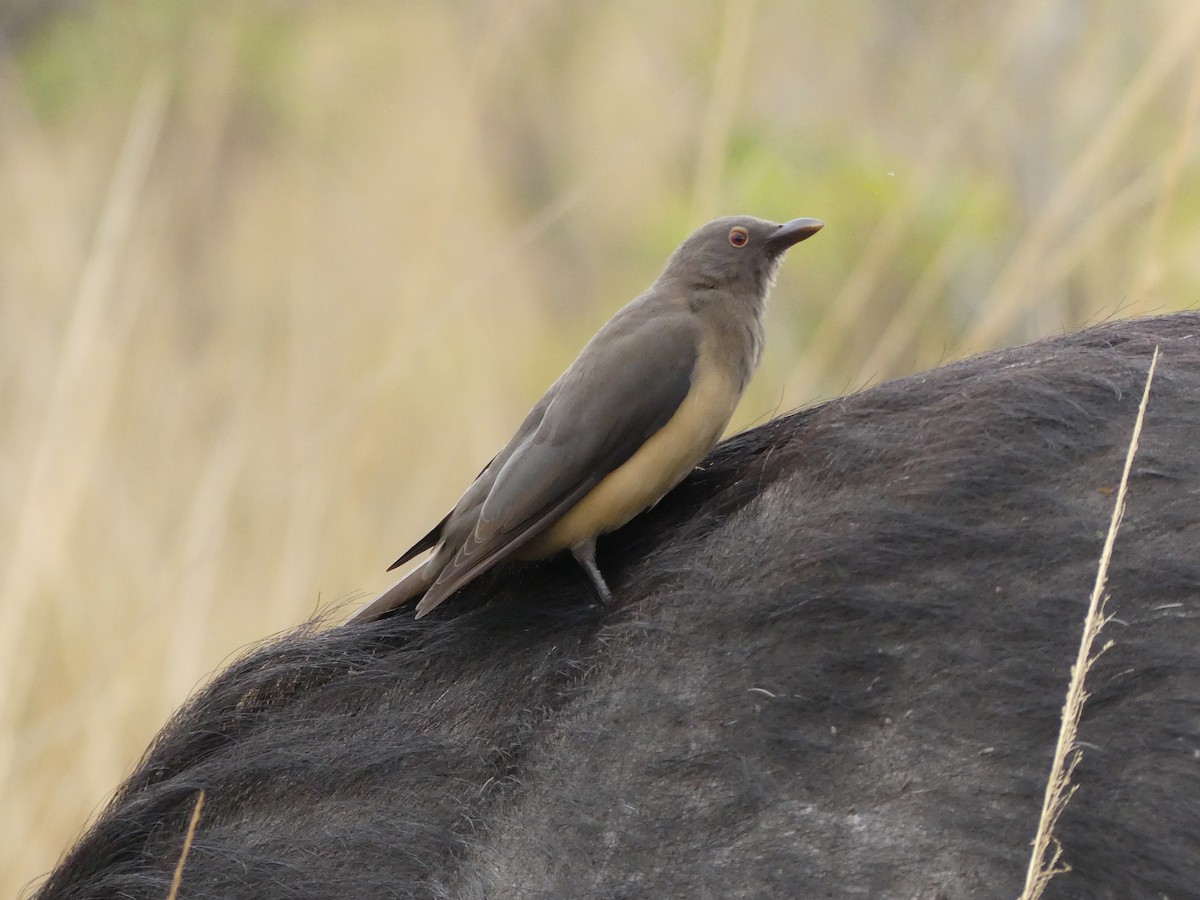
(33, 313, 1200, 899)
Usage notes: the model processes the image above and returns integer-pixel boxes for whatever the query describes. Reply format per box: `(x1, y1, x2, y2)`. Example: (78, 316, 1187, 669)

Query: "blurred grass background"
(3, 1, 1198, 893)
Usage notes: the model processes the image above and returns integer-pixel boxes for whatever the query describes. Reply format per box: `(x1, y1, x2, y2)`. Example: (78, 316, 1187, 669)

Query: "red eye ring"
(728, 226, 749, 247)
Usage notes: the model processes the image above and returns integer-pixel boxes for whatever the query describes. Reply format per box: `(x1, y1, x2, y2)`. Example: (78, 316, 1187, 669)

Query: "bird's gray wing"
(422, 312, 701, 608)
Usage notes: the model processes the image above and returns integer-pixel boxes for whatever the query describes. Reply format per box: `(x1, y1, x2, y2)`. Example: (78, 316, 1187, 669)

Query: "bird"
(350, 214, 823, 623)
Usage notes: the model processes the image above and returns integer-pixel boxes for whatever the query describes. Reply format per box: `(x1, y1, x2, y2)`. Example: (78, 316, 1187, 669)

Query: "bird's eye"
(728, 226, 749, 248)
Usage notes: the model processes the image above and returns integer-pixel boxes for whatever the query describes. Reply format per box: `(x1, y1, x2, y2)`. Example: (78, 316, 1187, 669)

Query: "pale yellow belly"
(520, 358, 740, 557)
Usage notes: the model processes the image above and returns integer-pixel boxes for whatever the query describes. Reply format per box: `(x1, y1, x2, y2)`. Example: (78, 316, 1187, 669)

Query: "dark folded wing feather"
(386, 451, 505, 571)
(387, 512, 450, 571)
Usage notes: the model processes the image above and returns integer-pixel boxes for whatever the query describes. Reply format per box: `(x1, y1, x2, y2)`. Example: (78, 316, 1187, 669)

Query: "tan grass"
(1018, 347, 1160, 900)
(957, 4, 1200, 355)
(3, 6, 1197, 896)
(691, 0, 758, 222)
(792, 0, 1044, 393)
(1128, 46, 1200, 315)
(0, 71, 169, 799)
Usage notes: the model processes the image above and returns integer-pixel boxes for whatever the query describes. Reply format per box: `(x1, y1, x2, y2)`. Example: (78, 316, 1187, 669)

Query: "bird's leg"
(571, 537, 612, 607)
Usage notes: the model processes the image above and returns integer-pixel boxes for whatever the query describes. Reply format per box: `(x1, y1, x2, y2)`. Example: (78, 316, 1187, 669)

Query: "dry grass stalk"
(1018, 346, 1160, 900)
(166, 789, 206, 900)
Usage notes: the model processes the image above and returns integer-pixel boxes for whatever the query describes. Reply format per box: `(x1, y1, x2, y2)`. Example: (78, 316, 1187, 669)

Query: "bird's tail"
(348, 559, 437, 624)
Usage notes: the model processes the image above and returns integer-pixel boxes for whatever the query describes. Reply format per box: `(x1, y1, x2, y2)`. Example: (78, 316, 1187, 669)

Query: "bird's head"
(661, 215, 824, 299)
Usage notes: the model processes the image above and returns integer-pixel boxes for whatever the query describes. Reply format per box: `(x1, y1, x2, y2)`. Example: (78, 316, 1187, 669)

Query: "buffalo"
(33, 312, 1200, 899)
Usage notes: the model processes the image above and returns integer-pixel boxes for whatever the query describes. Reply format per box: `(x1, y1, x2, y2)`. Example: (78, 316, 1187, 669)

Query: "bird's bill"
(764, 217, 824, 252)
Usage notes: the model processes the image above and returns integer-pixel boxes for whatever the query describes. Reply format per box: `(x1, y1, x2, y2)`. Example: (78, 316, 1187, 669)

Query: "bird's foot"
(571, 539, 612, 608)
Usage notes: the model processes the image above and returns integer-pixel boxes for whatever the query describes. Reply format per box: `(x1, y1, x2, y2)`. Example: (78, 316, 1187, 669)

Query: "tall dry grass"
(2, 3, 1198, 895)
(1019, 348, 1159, 899)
